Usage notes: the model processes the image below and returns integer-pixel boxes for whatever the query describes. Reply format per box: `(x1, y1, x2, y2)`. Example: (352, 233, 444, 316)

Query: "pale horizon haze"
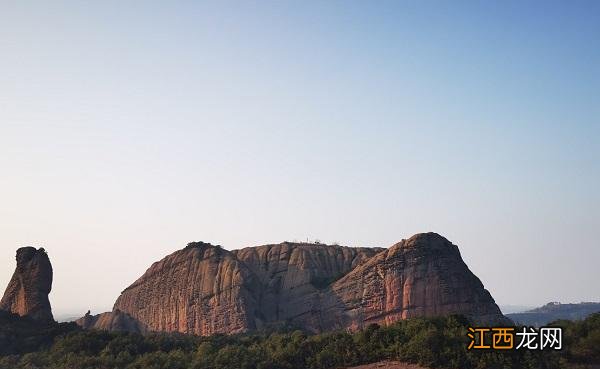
(1, 1, 599, 316)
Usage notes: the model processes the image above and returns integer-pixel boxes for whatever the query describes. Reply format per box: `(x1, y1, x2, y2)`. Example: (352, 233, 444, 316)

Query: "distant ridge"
(507, 301, 600, 326)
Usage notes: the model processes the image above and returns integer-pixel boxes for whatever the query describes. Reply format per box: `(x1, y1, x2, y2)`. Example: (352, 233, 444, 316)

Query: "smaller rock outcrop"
(75, 309, 146, 334)
(0, 247, 53, 321)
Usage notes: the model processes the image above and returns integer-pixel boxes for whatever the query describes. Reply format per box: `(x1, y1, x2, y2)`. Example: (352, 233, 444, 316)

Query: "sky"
(0, 1, 598, 316)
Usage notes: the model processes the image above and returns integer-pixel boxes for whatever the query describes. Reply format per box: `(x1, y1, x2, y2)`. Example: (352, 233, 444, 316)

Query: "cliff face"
(112, 242, 260, 335)
(101, 233, 507, 335)
(321, 233, 506, 331)
(0, 247, 53, 322)
(232, 243, 383, 331)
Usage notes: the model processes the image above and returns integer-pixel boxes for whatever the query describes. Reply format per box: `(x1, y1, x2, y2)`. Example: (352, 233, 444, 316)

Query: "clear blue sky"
(1, 1, 598, 315)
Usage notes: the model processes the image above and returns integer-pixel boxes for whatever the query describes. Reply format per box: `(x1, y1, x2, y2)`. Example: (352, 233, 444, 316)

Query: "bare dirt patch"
(345, 361, 428, 369)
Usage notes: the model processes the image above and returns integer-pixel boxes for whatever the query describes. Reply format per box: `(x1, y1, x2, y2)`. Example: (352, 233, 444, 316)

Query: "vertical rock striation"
(112, 242, 260, 335)
(232, 243, 383, 331)
(321, 233, 507, 331)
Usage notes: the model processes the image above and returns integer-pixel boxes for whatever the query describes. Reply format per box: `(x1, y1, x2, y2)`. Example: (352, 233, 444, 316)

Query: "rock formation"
(75, 309, 146, 334)
(112, 242, 260, 335)
(0, 247, 54, 322)
(321, 232, 507, 330)
(87, 233, 507, 335)
(232, 242, 384, 331)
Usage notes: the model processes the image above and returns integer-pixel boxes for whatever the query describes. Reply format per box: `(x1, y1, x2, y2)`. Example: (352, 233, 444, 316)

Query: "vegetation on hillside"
(1, 311, 599, 369)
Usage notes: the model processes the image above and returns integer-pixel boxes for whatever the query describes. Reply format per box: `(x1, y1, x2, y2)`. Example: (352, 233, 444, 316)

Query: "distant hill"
(500, 305, 536, 314)
(507, 302, 600, 326)
(54, 313, 84, 323)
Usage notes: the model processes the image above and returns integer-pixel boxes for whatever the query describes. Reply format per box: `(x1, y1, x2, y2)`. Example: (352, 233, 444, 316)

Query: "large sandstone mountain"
(82, 233, 507, 335)
(0, 247, 54, 322)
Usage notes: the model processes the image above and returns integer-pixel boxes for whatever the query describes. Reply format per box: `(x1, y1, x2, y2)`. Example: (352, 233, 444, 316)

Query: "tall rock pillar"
(0, 247, 54, 321)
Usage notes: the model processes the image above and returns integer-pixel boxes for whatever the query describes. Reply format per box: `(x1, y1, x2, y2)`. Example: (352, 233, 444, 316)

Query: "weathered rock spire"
(0, 247, 54, 321)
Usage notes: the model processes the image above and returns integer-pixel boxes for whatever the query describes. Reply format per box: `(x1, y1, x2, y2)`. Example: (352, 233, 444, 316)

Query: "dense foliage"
(558, 313, 600, 365)
(1, 312, 599, 369)
(0, 311, 77, 356)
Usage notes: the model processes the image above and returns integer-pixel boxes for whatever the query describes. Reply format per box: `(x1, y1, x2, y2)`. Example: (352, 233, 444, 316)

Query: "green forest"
(1, 311, 599, 369)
